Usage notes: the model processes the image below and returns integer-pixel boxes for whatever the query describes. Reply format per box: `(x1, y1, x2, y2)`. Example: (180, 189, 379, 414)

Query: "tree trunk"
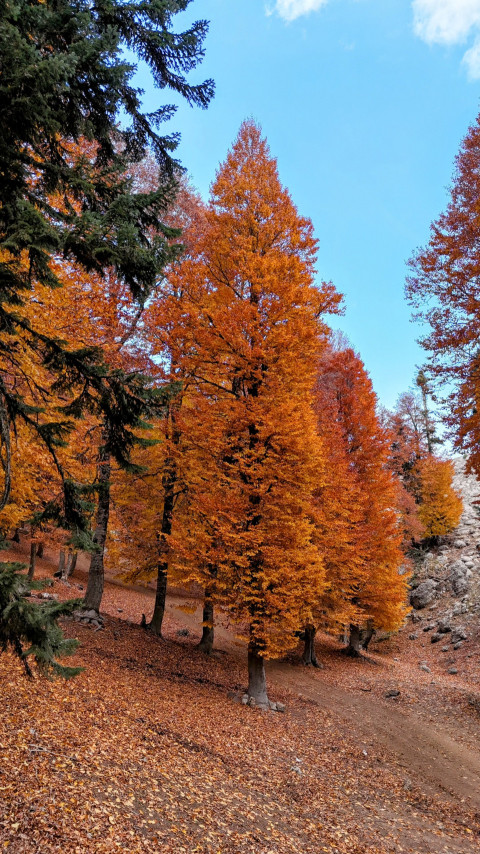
(302, 624, 319, 667)
(12, 528, 20, 543)
(69, 552, 78, 576)
(62, 551, 77, 581)
(84, 439, 110, 614)
(198, 593, 214, 654)
(361, 621, 375, 651)
(148, 559, 168, 636)
(247, 647, 269, 706)
(147, 401, 180, 637)
(58, 549, 66, 578)
(28, 540, 36, 581)
(346, 624, 362, 657)
(36, 542, 44, 558)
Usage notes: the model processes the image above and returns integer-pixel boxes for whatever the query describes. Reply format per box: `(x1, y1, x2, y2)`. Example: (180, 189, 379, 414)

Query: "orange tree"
(407, 108, 480, 477)
(414, 456, 462, 540)
(158, 121, 341, 704)
(316, 345, 408, 655)
(304, 372, 367, 665)
(104, 181, 208, 634)
(385, 394, 461, 544)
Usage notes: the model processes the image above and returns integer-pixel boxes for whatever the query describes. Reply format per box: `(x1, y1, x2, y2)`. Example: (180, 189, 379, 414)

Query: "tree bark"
(36, 542, 44, 558)
(346, 624, 362, 657)
(247, 646, 269, 706)
(62, 551, 77, 581)
(148, 557, 168, 636)
(28, 540, 36, 581)
(198, 593, 214, 654)
(361, 621, 375, 651)
(302, 624, 319, 667)
(69, 552, 78, 576)
(147, 400, 180, 636)
(84, 439, 110, 614)
(58, 549, 66, 578)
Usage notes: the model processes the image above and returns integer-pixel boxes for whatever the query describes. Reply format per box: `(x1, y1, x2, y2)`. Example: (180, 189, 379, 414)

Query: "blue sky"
(137, 0, 480, 408)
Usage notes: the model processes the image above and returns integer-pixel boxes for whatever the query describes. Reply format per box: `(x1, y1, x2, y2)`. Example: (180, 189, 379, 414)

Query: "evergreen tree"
(0, 0, 214, 515)
(0, 562, 81, 678)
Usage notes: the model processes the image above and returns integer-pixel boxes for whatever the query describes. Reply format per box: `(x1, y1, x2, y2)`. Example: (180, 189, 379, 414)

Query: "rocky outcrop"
(407, 457, 480, 646)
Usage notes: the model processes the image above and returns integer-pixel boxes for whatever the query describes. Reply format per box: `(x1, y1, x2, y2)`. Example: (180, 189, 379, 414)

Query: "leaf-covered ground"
(1, 544, 480, 853)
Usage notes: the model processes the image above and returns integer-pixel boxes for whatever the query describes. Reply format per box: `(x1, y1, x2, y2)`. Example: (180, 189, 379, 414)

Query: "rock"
(411, 612, 423, 624)
(403, 778, 412, 791)
(437, 619, 452, 634)
(441, 646, 449, 652)
(117, 608, 123, 613)
(385, 689, 400, 698)
(430, 633, 442, 643)
(83, 609, 98, 621)
(410, 579, 437, 610)
(275, 702, 286, 713)
(451, 627, 467, 644)
(422, 623, 436, 632)
(247, 697, 256, 708)
(453, 539, 467, 549)
(241, 694, 249, 706)
(453, 641, 464, 650)
(448, 561, 469, 597)
(448, 667, 458, 675)
(176, 628, 189, 637)
(420, 664, 431, 673)
(408, 633, 418, 640)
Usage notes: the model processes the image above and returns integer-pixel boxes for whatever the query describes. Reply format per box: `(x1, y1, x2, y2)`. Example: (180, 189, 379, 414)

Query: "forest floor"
(1, 541, 480, 853)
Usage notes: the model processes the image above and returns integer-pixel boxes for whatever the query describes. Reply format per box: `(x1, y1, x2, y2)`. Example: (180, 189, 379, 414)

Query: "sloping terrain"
(1, 532, 480, 854)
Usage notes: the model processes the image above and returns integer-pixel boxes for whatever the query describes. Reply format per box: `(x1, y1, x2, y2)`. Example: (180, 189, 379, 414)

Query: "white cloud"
(463, 35, 480, 77)
(413, 0, 480, 45)
(269, 0, 329, 22)
(412, 0, 480, 77)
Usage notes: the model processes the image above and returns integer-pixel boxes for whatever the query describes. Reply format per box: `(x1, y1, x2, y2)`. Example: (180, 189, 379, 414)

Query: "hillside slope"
(1, 524, 480, 854)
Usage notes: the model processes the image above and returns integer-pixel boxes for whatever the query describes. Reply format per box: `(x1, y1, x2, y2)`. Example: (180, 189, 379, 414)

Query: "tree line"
(0, 0, 471, 706)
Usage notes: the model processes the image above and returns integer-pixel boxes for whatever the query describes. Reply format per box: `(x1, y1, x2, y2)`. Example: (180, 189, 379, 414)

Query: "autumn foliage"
(314, 346, 408, 649)
(0, 122, 425, 697)
(407, 108, 480, 479)
(384, 392, 462, 544)
(414, 456, 463, 539)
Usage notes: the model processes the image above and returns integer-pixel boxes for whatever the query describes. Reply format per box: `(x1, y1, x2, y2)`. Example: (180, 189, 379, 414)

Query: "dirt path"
(268, 661, 480, 808)
(164, 594, 480, 812)
(6, 539, 480, 822)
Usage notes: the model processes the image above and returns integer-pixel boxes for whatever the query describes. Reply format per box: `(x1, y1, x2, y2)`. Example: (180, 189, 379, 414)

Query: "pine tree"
(0, 0, 213, 515)
(0, 562, 81, 678)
